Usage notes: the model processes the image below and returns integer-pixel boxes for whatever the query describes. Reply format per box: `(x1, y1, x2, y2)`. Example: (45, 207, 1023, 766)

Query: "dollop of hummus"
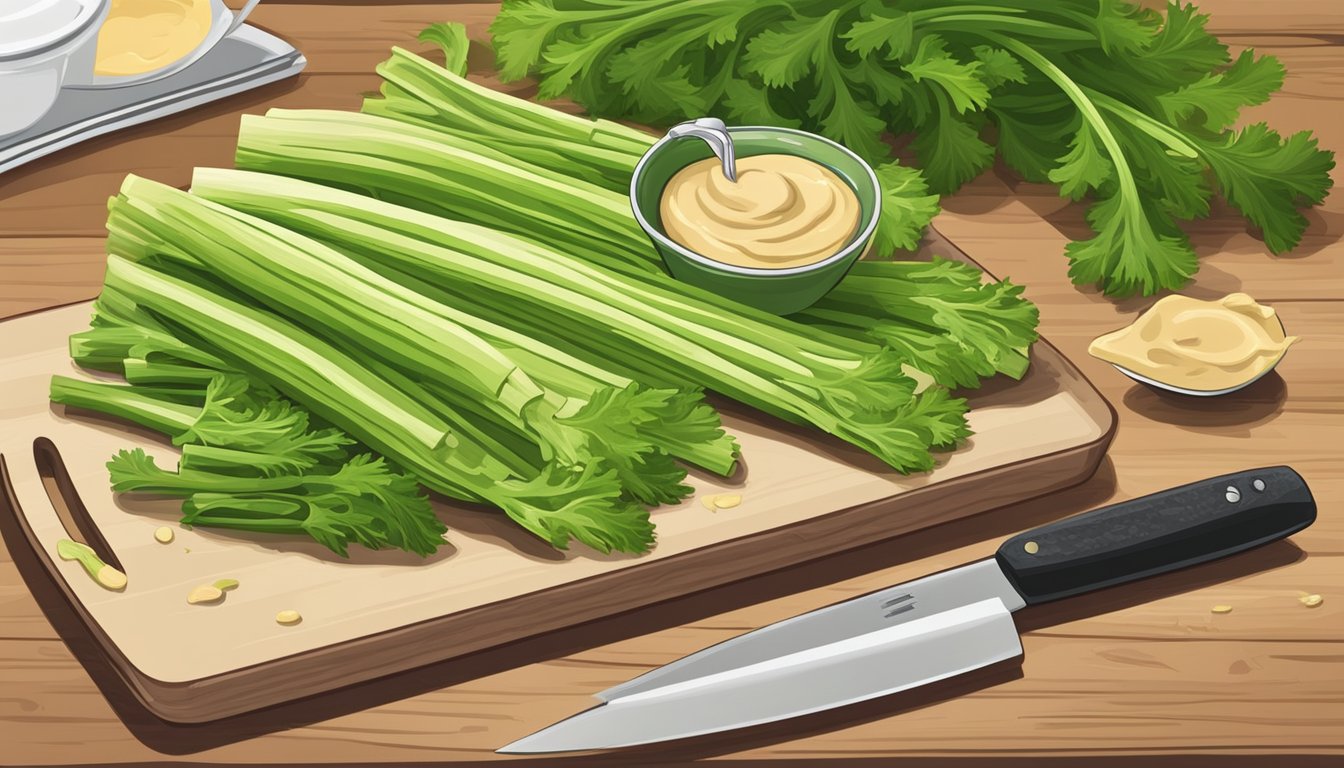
(659, 154, 860, 269)
(94, 0, 211, 77)
(1089, 293, 1298, 391)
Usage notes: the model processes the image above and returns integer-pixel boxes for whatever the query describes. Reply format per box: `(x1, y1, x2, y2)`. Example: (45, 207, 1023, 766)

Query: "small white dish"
(1110, 348, 1289, 397)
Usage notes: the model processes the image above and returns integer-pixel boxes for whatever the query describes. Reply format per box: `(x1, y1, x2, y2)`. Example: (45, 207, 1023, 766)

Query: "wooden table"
(1, 2, 1340, 765)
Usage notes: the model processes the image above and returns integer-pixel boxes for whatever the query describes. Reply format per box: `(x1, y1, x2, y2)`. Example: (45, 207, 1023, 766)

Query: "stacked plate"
(1, 24, 304, 175)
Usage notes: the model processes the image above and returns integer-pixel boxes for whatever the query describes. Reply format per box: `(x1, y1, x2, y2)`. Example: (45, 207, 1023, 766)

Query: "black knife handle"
(996, 467, 1315, 605)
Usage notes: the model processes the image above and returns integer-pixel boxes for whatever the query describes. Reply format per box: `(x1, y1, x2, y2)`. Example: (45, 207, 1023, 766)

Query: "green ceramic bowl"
(630, 125, 880, 315)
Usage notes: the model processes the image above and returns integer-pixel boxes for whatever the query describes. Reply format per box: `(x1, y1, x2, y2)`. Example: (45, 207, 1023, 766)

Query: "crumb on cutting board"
(154, 526, 174, 544)
(187, 584, 224, 605)
(188, 579, 238, 605)
(1211, 604, 1233, 614)
(701, 493, 744, 512)
(1301, 594, 1323, 608)
(276, 610, 302, 626)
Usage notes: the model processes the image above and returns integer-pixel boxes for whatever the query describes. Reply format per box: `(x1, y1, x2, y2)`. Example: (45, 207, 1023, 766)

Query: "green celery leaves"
(491, 0, 1335, 296)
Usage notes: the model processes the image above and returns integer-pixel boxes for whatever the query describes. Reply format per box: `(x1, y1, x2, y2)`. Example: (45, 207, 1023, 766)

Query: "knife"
(498, 466, 1316, 753)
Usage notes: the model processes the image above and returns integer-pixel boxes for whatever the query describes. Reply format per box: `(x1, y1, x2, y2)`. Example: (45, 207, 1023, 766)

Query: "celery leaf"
(872, 162, 940, 254)
(1158, 50, 1283, 132)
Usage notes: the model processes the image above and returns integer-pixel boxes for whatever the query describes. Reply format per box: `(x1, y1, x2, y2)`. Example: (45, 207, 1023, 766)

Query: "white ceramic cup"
(0, 0, 109, 136)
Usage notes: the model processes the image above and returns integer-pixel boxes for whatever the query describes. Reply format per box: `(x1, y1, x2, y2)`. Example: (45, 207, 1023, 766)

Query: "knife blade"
(499, 466, 1315, 753)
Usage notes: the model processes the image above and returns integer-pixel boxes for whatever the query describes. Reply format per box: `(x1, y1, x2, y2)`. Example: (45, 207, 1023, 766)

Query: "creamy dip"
(1089, 293, 1298, 391)
(659, 154, 860, 269)
(94, 0, 211, 76)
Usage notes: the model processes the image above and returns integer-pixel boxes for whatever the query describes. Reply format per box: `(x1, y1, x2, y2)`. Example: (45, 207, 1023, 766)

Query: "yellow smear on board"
(187, 583, 223, 604)
(701, 493, 744, 512)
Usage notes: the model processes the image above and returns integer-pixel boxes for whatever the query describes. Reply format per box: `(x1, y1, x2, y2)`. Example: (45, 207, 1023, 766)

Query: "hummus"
(659, 154, 860, 269)
(1089, 293, 1298, 391)
(94, 0, 211, 77)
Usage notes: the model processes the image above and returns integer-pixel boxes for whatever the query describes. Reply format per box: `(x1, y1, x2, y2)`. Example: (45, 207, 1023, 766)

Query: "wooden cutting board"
(0, 228, 1114, 724)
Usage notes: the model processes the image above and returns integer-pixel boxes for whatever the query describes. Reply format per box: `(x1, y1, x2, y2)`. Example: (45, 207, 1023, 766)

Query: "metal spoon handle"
(666, 117, 738, 182)
(225, 0, 263, 38)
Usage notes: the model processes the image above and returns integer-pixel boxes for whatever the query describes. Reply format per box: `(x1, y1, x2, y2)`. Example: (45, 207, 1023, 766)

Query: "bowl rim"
(0, 0, 105, 62)
(629, 124, 882, 278)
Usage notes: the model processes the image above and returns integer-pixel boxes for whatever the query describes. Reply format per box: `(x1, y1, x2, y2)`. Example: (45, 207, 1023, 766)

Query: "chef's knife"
(499, 466, 1315, 753)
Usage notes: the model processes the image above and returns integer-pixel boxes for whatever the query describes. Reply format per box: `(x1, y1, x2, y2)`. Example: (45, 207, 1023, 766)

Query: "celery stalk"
(190, 169, 970, 473)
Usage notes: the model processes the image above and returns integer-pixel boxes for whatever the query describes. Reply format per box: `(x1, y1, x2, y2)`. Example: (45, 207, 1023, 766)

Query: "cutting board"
(0, 228, 1114, 723)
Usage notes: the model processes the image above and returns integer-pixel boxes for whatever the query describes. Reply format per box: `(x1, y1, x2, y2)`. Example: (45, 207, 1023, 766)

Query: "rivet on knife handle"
(995, 466, 1315, 605)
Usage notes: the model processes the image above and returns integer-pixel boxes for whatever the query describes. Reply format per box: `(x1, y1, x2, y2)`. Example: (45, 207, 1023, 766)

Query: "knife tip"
(494, 733, 583, 755)
(494, 722, 577, 754)
(494, 738, 537, 754)
(496, 705, 615, 754)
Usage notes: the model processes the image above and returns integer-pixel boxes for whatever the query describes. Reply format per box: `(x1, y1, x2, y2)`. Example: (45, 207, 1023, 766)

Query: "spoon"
(666, 117, 738, 182)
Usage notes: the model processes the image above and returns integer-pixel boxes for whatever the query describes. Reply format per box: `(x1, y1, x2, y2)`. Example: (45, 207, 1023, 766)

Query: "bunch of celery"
(362, 39, 1035, 380)
(190, 168, 969, 473)
(89, 175, 743, 553)
(91, 250, 659, 554)
(51, 371, 446, 557)
(243, 37, 1037, 390)
(59, 28, 1044, 556)
(235, 105, 1035, 390)
(109, 176, 736, 506)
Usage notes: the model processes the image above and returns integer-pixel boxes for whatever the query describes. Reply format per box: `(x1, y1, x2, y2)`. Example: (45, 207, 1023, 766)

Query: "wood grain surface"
(0, 0, 1341, 765)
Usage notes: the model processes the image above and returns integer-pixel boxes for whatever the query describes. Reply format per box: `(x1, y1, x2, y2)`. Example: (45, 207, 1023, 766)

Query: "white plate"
(1111, 351, 1288, 397)
(0, 23, 303, 175)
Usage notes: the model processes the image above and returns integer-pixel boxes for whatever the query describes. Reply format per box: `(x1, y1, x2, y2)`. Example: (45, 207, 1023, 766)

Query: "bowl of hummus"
(630, 122, 880, 315)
